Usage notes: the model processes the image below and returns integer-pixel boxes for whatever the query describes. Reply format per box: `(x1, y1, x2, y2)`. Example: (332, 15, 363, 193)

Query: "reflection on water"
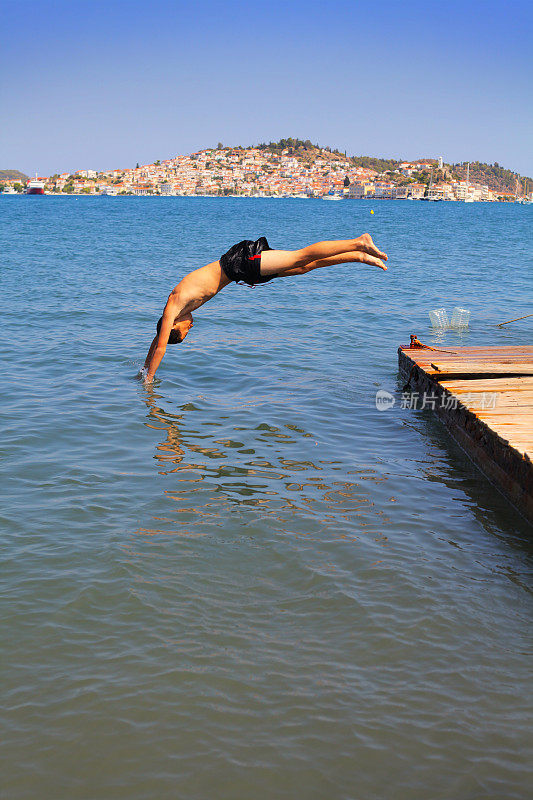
(409, 403, 533, 547)
(141, 389, 386, 540)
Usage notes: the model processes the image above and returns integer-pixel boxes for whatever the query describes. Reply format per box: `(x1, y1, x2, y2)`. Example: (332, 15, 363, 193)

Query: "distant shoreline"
(2, 194, 528, 203)
(4, 142, 531, 201)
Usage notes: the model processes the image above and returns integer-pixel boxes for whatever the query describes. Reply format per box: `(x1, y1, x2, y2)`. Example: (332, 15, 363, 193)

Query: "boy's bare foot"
(364, 254, 387, 271)
(356, 233, 388, 261)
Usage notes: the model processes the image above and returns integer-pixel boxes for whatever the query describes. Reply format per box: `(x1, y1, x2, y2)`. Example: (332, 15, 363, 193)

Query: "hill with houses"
(1, 140, 531, 200)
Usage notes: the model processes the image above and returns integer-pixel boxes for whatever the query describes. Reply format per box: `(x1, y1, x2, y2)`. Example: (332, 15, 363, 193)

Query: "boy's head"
(156, 313, 194, 344)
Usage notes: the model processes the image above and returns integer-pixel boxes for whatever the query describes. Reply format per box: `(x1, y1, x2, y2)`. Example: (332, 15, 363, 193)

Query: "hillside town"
(2, 144, 532, 201)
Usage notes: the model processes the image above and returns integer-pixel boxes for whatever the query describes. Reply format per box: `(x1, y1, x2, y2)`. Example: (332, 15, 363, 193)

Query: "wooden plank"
(400, 346, 533, 365)
(400, 346, 533, 382)
(431, 361, 533, 375)
(442, 380, 533, 393)
(431, 358, 533, 367)
(400, 346, 533, 356)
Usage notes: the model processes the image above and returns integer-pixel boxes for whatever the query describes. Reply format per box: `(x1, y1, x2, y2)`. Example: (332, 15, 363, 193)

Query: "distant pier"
(398, 345, 533, 523)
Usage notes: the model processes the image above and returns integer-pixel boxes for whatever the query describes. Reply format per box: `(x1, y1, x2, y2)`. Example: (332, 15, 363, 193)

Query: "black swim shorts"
(219, 237, 277, 286)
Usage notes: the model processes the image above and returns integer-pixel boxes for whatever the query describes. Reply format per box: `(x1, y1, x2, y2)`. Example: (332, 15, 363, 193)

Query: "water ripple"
(1, 197, 532, 799)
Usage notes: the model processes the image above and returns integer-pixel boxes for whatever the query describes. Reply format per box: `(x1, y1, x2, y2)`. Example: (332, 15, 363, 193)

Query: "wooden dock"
(398, 344, 533, 523)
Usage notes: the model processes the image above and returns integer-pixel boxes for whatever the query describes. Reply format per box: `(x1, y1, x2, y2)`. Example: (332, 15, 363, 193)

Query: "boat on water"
(2, 186, 17, 194)
(322, 193, 343, 201)
(27, 176, 45, 195)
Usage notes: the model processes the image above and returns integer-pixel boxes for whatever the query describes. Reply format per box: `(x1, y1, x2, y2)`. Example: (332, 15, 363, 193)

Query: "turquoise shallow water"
(1, 196, 532, 798)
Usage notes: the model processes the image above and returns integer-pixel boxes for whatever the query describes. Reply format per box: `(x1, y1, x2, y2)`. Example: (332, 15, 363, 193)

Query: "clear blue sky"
(2, 0, 532, 176)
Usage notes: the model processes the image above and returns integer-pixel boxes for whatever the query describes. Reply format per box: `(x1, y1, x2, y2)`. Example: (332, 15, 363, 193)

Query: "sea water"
(1, 196, 532, 799)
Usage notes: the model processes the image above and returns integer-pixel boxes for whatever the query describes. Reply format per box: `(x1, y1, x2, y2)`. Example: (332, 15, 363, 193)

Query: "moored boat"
(27, 176, 45, 195)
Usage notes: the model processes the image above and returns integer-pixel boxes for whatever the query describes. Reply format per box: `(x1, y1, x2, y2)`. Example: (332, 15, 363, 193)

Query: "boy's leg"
(277, 249, 387, 277)
(260, 234, 387, 276)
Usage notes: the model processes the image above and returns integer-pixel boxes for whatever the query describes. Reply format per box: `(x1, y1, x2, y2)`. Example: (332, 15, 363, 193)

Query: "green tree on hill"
(257, 138, 320, 154)
(0, 169, 28, 182)
(350, 155, 401, 173)
(452, 161, 531, 194)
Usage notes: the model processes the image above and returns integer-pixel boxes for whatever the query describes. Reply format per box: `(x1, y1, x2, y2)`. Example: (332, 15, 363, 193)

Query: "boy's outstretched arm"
(143, 335, 158, 370)
(144, 297, 179, 383)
